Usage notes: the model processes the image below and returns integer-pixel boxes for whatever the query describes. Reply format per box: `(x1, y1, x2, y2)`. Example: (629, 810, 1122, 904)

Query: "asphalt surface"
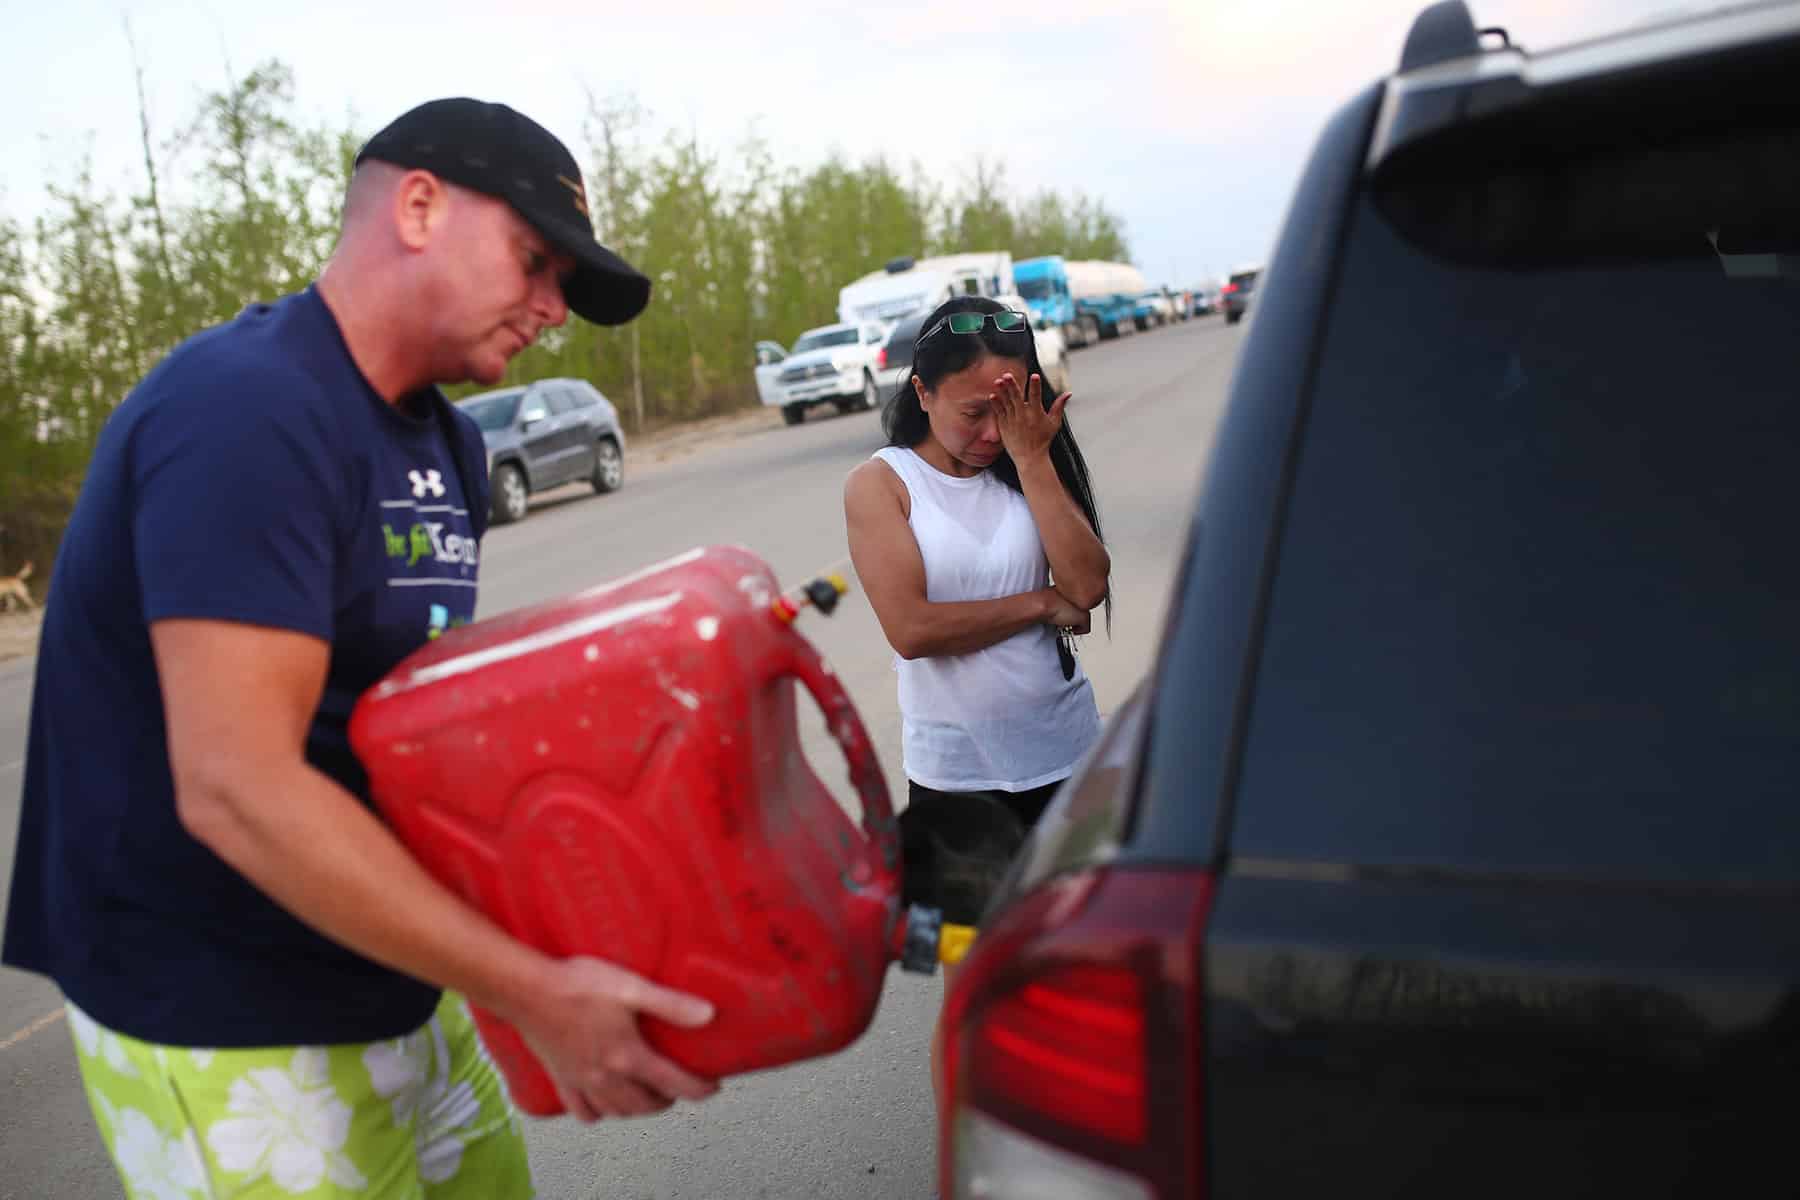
(0, 315, 1243, 1198)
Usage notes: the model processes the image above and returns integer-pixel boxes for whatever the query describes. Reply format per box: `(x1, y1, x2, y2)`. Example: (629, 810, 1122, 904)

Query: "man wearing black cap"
(3, 98, 714, 1197)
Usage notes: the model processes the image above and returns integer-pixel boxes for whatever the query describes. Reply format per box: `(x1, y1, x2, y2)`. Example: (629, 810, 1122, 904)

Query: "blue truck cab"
(1013, 256, 1090, 349)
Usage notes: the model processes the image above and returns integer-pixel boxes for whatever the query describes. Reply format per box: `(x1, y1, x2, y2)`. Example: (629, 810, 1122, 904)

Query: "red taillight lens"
(942, 868, 1214, 1200)
(877, 347, 888, 369)
(1221, 283, 1237, 294)
(971, 964, 1146, 1144)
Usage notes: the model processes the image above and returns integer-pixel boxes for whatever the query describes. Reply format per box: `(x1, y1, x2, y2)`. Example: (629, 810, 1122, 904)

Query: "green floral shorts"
(68, 992, 534, 1199)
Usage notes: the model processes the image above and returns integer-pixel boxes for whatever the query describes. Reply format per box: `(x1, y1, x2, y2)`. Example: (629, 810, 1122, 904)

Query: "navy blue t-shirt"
(1, 287, 490, 1046)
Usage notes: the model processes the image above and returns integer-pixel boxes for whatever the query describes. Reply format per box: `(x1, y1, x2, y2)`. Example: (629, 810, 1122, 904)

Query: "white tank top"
(872, 446, 1102, 792)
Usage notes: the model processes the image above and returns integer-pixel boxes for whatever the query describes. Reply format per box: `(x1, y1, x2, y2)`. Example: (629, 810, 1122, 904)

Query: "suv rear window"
(1228, 271, 1258, 291)
(884, 316, 927, 364)
(1231, 124, 1800, 884)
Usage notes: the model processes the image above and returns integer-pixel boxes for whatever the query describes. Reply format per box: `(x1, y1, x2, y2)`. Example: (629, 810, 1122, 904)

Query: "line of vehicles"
(753, 251, 1261, 426)
(447, 249, 1271, 525)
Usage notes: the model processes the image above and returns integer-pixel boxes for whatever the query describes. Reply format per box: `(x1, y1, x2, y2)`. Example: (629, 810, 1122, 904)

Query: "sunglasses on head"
(917, 308, 1030, 344)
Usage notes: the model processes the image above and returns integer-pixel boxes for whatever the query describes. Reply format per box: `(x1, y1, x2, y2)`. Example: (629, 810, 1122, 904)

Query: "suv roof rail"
(1400, 0, 1482, 71)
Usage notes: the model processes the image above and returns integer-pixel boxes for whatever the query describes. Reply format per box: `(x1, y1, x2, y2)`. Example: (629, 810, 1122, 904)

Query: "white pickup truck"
(761, 321, 889, 426)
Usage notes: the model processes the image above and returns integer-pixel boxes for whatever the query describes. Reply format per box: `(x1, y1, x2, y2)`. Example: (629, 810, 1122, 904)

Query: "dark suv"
(937, 4, 1800, 1198)
(456, 378, 626, 525)
(1220, 267, 1259, 325)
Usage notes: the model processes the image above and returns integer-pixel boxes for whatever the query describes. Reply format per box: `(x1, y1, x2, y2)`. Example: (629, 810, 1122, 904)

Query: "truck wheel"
(783, 404, 806, 426)
(861, 372, 879, 411)
(491, 463, 529, 525)
(1081, 316, 1101, 345)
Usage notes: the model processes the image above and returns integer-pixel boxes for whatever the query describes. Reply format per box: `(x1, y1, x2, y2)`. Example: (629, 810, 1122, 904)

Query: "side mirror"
(521, 407, 548, 429)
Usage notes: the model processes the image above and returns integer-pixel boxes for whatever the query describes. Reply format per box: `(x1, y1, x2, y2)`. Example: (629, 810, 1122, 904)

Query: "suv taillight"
(941, 867, 1213, 1200)
(1220, 283, 1237, 294)
(877, 347, 888, 369)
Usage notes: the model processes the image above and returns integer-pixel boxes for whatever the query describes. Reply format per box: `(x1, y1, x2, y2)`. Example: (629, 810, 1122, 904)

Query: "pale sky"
(4, 0, 1675, 296)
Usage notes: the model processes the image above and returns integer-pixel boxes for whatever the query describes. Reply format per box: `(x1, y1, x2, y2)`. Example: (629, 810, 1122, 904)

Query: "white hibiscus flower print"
(363, 1016, 480, 1183)
(189, 1049, 216, 1071)
(67, 1005, 140, 1079)
(362, 1029, 430, 1127)
(206, 1048, 367, 1193)
(110, 1108, 208, 1200)
(91, 1092, 123, 1145)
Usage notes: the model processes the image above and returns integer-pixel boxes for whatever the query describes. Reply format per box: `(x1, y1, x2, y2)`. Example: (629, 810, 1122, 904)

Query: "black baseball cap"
(355, 97, 650, 325)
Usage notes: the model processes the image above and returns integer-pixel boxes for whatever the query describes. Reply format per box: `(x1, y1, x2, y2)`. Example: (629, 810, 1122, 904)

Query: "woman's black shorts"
(898, 779, 1062, 926)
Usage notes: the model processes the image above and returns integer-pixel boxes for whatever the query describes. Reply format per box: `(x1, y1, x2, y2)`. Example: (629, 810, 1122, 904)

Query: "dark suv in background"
(456, 378, 626, 525)
(938, 4, 1800, 1198)
(1219, 266, 1260, 325)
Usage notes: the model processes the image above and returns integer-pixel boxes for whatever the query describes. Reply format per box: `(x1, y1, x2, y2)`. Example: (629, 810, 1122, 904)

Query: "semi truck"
(1013, 256, 1092, 349)
(1065, 259, 1148, 341)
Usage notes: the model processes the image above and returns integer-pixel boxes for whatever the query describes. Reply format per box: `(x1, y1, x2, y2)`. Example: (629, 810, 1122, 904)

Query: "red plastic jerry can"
(348, 545, 899, 1116)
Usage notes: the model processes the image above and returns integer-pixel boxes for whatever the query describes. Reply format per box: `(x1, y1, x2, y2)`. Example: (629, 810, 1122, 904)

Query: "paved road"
(0, 316, 1243, 1198)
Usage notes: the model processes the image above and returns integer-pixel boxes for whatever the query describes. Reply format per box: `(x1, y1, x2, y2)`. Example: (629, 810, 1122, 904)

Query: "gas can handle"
(781, 636, 897, 859)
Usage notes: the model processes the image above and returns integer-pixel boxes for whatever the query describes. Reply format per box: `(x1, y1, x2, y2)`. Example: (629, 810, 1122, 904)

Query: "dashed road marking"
(0, 1007, 65, 1054)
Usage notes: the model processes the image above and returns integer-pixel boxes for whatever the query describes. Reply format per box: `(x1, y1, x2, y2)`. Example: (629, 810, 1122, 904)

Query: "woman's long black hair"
(883, 294, 1110, 627)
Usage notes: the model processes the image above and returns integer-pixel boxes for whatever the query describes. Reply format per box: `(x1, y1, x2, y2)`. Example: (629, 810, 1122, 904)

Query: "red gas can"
(348, 545, 899, 1116)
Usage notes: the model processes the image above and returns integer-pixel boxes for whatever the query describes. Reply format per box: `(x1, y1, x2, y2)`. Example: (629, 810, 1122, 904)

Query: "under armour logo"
(409, 469, 445, 499)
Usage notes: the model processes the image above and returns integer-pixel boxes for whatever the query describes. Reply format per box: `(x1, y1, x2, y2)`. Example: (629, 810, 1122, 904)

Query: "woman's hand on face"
(990, 371, 1068, 463)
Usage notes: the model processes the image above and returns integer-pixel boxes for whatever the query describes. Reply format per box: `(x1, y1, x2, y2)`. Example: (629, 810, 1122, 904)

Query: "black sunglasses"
(917, 309, 1030, 345)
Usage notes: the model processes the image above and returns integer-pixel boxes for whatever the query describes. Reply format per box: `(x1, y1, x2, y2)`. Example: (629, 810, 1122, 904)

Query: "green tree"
(1013, 188, 1129, 263)
(35, 159, 143, 454)
(1063, 193, 1130, 261)
(941, 155, 1016, 255)
(172, 61, 344, 329)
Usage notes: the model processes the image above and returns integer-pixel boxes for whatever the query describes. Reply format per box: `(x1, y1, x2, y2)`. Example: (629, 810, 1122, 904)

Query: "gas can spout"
(772, 573, 850, 625)
(894, 903, 977, 974)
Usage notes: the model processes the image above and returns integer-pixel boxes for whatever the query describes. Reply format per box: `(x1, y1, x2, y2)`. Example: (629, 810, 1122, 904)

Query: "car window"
(1228, 271, 1258, 292)
(791, 328, 859, 353)
(565, 386, 598, 408)
(543, 389, 578, 416)
(1230, 157, 1800, 883)
(457, 390, 521, 433)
